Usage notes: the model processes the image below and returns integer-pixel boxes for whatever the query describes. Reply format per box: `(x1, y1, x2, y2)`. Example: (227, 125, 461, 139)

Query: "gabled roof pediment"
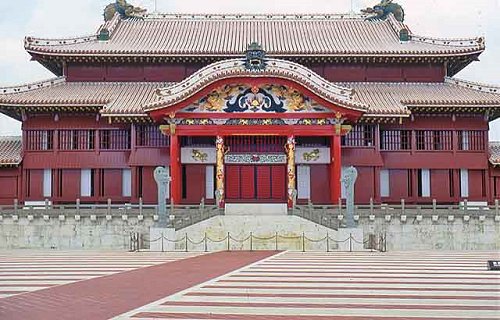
(145, 58, 368, 120)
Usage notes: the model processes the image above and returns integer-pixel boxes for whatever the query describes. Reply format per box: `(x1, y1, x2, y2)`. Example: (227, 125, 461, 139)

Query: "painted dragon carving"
(361, 0, 405, 23)
(104, 0, 147, 22)
(303, 149, 321, 162)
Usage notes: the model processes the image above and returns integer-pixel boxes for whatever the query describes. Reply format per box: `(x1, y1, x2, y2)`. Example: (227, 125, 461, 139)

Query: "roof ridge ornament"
(104, 0, 147, 22)
(361, 0, 405, 22)
(245, 42, 266, 71)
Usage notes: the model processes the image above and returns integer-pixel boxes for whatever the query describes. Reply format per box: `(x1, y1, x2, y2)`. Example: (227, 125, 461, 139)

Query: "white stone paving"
(117, 251, 500, 320)
(0, 251, 203, 298)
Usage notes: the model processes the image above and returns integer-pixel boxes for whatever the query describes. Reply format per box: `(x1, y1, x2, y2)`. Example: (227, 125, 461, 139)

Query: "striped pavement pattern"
(118, 251, 500, 319)
(0, 251, 202, 299)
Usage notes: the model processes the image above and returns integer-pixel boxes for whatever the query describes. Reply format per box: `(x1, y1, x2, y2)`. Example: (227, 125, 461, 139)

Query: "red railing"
(380, 130, 412, 151)
(416, 130, 453, 151)
(226, 136, 287, 153)
(25, 130, 53, 151)
(136, 125, 170, 147)
(58, 130, 95, 150)
(342, 125, 375, 147)
(458, 130, 485, 151)
(100, 129, 131, 150)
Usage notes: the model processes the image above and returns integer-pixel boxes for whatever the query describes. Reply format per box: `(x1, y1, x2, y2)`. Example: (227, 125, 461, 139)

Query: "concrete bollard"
(432, 215, 439, 222)
(59, 215, 65, 221)
(122, 215, 128, 221)
(400, 215, 407, 222)
(12, 215, 19, 222)
(137, 215, 144, 221)
(106, 215, 112, 221)
(90, 215, 97, 221)
(463, 215, 470, 222)
(337, 214, 344, 221)
(43, 215, 50, 221)
(369, 214, 375, 221)
(416, 215, 423, 222)
(479, 215, 486, 222)
(448, 215, 454, 222)
(385, 214, 392, 222)
(27, 215, 34, 221)
(75, 215, 81, 221)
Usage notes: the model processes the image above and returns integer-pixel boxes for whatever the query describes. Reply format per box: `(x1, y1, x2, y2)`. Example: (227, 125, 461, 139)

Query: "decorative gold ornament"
(303, 149, 320, 162)
(191, 149, 208, 162)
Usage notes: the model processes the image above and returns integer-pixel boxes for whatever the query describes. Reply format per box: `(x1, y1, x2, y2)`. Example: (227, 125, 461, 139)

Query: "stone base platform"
(224, 203, 288, 216)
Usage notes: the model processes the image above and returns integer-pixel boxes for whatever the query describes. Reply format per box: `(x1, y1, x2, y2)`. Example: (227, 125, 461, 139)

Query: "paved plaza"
(0, 250, 498, 319)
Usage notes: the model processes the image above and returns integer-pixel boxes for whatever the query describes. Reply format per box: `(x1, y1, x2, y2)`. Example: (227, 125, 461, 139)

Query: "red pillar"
(170, 134, 181, 205)
(331, 134, 342, 204)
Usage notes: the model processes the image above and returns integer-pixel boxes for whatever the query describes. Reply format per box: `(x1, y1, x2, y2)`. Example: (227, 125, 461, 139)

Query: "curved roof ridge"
(144, 12, 368, 21)
(410, 33, 484, 48)
(445, 77, 500, 94)
(0, 77, 66, 95)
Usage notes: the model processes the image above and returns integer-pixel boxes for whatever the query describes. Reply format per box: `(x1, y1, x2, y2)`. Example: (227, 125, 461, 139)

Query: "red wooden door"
(225, 165, 240, 200)
(225, 165, 286, 202)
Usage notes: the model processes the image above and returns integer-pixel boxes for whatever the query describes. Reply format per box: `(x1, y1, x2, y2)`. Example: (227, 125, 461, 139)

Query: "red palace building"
(1, 4, 500, 209)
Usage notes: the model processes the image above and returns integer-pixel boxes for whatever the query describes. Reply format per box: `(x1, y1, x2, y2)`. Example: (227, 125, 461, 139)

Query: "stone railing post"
(495, 199, 499, 216)
(369, 198, 374, 216)
(464, 199, 468, 211)
(107, 198, 112, 215)
(401, 199, 405, 215)
(14, 199, 18, 215)
(76, 198, 80, 215)
(432, 199, 437, 214)
(139, 197, 143, 216)
(45, 199, 50, 211)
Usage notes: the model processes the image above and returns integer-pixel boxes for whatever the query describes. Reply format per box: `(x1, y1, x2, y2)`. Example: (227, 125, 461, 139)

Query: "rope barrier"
(131, 231, 385, 253)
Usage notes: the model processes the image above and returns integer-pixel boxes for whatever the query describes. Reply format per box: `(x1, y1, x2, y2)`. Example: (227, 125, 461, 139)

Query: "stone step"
(224, 203, 288, 216)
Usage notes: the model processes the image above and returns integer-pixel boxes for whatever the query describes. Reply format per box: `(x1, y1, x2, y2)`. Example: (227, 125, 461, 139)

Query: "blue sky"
(1, 0, 499, 137)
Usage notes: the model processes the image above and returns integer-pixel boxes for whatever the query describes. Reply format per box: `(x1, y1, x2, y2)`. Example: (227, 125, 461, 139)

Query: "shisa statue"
(361, 0, 405, 23)
(104, 0, 147, 22)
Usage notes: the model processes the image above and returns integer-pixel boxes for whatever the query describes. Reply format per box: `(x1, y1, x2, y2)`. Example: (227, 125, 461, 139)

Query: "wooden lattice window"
(100, 129, 131, 150)
(25, 130, 54, 151)
(380, 130, 412, 151)
(342, 125, 375, 147)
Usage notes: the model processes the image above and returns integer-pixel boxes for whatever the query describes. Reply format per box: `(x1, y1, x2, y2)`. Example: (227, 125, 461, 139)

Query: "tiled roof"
(2, 78, 500, 118)
(24, 13, 484, 58)
(489, 142, 500, 166)
(0, 78, 170, 116)
(346, 78, 500, 116)
(0, 136, 22, 166)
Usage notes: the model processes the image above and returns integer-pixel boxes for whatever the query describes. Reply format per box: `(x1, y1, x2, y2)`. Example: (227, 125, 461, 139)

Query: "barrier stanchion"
(250, 232, 253, 251)
(326, 232, 330, 252)
(349, 233, 352, 252)
(227, 232, 230, 251)
(161, 232, 164, 252)
(275, 232, 278, 251)
(185, 233, 188, 252)
(302, 232, 305, 252)
(204, 232, 208, 252)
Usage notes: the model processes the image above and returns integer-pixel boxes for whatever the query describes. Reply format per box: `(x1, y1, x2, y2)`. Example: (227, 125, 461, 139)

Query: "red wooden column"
(330, 129, 342, 204)
(170, 134, 181, 205)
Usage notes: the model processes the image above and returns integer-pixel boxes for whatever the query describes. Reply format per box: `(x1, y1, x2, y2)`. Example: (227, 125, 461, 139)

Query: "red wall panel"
(103, 169, 122, 198)
(310, 165, 330, 204)
(431, 170, 451, 200)
(468, 170, 486, 200)
(66, 64, 105, 81)
(106, 65, 145, 81)
(386, 169, 409, 200)
(27, 170, 43, 200)
(324, 65, 366, 82)
(139, 167, 157, 204)
(183, 165, 205, 203)
(62, 169, 80, 200)
(256, 166, 271, 199)
(271, 166, 286, 200)
(355, 167, 375, 204)
(240, 166, 255, 200)
(225, 166, 240, 200)
(0, 177, 18, 198)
